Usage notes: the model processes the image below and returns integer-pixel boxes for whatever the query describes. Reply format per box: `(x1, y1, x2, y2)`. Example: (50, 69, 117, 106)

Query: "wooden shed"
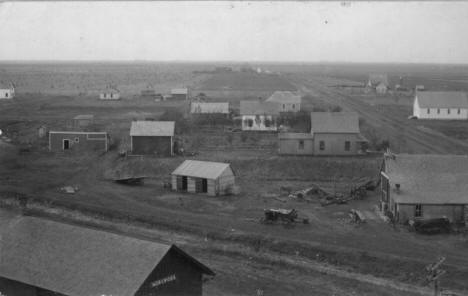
(130, 121, 175, 156)
(171, 160, 235, 196)
(0, 212, 214, 296)
(49, 131, 108, 152)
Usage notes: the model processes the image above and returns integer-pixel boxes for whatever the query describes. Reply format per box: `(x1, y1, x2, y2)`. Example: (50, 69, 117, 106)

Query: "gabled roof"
(171, 88, 188, 95)
(73, 114, 94, 120)
(240, 101, 280, 115)
(368, 74, 388, 86)
(311, 112, 360, 133)
(191, 102, 229, 114)
(266, 91, 301, 104)
(130, 121, 175, 137)
(383, 154, 468, 204)
(0, 213, 214, 296)
(415, 91, 468, 109)
(172, 160, 232, 179)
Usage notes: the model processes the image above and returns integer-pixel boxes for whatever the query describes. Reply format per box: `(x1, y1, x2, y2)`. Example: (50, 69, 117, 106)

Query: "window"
(447, 108, 451, 114)
(5, 93, 8, 98)
(110, 93, 113, 99)
(437, 108, 440, 114)
(319, 141, 325, 151)
(283, 104, 285, 110)
(344, 141, 351, 151)
(292, 104, 295, 109)
(415, 204, 422, 217)
(458, 108, 461, 114)
(427, 109, 430, 114)
(298, 140, 304, 150)
(74, 137, 79, 143)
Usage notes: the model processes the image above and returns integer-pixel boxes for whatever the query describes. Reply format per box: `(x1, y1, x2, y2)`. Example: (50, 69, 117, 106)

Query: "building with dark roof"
(171, 160, 235, 196)
(239, 101, 279, 131)
(0, 212, 214, 296)
(130, 121, 175, 156)
(380, 153, 468, 224)
(309, 112, 367, 155)
(412, 91, 468, 120)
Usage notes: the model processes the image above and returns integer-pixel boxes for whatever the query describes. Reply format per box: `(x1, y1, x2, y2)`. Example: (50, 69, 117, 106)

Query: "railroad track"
(290, 76, 468, 155)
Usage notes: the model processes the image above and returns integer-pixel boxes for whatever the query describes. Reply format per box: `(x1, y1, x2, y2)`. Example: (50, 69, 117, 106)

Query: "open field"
(1, 63, 468, 295)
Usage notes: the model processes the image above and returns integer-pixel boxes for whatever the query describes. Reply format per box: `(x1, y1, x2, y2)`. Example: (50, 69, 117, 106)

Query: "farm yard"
(1, 62, 468, 296)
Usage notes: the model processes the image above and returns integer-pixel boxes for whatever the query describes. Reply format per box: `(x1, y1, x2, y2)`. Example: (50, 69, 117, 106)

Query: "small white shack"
(100, 87, 120, 100)
(0, 82, 15, 99)
(171, 160, 235, 196)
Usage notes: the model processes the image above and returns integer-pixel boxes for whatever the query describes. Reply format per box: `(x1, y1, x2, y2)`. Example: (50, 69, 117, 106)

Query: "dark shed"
(130, 121, 175, 156)
(0, 212, 214, 296)
(49, 131, 108, 152)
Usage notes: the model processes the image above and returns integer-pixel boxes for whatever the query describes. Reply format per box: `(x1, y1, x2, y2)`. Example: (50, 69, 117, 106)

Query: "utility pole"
(426, 257, 446, 296)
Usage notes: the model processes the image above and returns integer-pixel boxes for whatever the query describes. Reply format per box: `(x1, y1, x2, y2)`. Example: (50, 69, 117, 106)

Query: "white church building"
(413, 91, 468, 120)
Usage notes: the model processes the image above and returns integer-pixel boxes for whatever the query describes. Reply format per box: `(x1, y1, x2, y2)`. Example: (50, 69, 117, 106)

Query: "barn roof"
(240, 101, 279, 115)
(383, 154, 468, 204)
(172, 160, 232, 179)
(0, 212, 214, 296)
(278, 133, 314, 140)
(171, 88, 188, 95)
(73, 114, 94, 120)
(191, 102, 229, 114)
(130, 121, 175, 137)
(415, 91, 468, 108)
(311, 112, 360, 133)
(368, 74, 388, 86)
(266, 91, 301, 104)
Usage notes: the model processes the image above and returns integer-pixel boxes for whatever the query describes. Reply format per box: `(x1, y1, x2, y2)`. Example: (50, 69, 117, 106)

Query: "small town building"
(0, 82, 15, 99)
(130, 121, 175, 156)
(240, 101, 279, 131)
(172, 160, 235, 196)
(366, 74, 389, 94)
(380, 153, 468, 224)
(73, 114, 94, 128)
(265, 91, 301, 112)
(100, 87, 120, 100)
(412, 91, 468, 120)
(278, 133, 314, 155)
(190, 102, 229, 115)
(49, 131, 108, 152)
(171, 88, 189, 100)
(310, 112, 367, 155)
(415, 85, 425, 91)
(0, 212, 214, 296)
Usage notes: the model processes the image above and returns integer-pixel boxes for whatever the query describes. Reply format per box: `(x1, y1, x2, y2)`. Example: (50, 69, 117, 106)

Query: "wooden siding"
(49, 132, 107, 152)
(187, 177, 196, 193)
(135, 249, 203, 296)
(217, 167, 235, 195)
(396, 203, 465, 224)
(313, 133, 360, 155)
(278, 138, 314, 155)
(172, 166, 235, 196)
(131, 136, 172, 156)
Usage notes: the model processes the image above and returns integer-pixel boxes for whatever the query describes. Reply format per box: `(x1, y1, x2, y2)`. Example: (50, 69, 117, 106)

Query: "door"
(201, 179, 208, 193)
(63, 139, 70, 150)
(181, 176, 187, 191)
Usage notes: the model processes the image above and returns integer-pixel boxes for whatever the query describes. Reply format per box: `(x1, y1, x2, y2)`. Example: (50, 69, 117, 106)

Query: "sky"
(0, 1, 467, 63)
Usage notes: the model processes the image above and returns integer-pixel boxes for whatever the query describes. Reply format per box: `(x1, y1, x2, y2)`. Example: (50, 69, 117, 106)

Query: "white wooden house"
(100, 87, 120, 100)
(0, 82, 15, 99)
(412, 91, 468, 120)
(239, 101, 279, 131)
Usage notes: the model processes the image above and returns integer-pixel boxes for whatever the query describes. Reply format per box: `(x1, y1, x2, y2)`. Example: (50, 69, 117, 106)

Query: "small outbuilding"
(172, 160, 235, 196)
(0, 82, 15, 99)
(380, 153, 468, 224)
(49, 131, 108, 152)
(366, 74, 389, 94)
(0, 212, 215, 296)
(130, 121, 175, 156)
(100, 87, 120, 100)
(375, 82, 388, 94)
(171, 88, 189, 100)
(266, 91, 301, 112)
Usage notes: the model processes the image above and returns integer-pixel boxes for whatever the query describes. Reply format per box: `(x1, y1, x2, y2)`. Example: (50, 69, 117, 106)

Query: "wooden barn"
(310, 112, 367, 155)
(240, 100, 279, 131)
(265, 91, 301, 112)
(0, 212, 215, 296)
(278, 133, 314, 155)
(130, 121, 175, 156)
(0, 82, 15, 99)
(171, 160, 235, 196)
(100, 87, 120, 100)
(49, 131, 108, 152)
(412, 91, 468, 120)
(171, 88, 189, 100)
(380, 153, 468, 225)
